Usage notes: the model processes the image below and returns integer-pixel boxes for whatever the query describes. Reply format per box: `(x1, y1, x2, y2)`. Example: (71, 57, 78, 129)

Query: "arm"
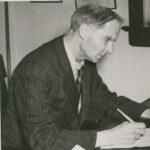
(13, 61, 96, 150)
(89, 66, 148, 121)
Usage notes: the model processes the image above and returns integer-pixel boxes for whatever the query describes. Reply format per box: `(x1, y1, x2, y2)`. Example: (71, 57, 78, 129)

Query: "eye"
(105, 37, 111, 41)
(104, 37, 110, 45)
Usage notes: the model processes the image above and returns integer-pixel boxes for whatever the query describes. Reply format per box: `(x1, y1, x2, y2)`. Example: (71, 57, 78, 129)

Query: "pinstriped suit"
(2, 35, 147, 150)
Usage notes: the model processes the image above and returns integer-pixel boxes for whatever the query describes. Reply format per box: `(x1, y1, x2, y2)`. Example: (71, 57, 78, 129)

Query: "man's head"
(70, 5, 123, 63)
(71, 5, 123, 32)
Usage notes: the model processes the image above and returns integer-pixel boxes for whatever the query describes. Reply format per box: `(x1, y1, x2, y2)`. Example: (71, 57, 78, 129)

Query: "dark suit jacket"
(2, 35, 147, 150)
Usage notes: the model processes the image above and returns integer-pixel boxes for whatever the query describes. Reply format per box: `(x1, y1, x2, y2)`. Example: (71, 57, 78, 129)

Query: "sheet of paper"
(101, 128, 150, 149)
(72, 144, 86, 150)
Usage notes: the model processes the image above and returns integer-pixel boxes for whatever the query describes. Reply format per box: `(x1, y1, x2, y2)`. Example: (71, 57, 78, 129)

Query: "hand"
(141, 109, 150, 119)
(96, 122, 146, 147)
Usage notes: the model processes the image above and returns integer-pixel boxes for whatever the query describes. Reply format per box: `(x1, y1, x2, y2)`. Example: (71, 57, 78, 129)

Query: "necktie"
(76, 66, 83, 114)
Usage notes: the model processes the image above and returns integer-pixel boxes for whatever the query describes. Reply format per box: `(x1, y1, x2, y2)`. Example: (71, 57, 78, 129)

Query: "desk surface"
(101, 147, 150, 150)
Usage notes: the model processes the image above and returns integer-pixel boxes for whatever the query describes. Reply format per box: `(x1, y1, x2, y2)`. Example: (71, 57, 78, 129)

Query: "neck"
(63, 31, 84, 63)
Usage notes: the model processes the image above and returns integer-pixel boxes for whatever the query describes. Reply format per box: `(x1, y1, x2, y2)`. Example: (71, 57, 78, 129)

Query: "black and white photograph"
(1, 0, 150, 150)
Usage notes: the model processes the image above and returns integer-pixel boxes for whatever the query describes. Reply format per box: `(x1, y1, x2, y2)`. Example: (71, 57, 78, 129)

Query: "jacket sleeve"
(12, 61, 96, 150)
(88, 66, 148, 121)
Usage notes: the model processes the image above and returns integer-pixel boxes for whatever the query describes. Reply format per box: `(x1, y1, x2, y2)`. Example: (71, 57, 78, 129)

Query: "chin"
(91, 59, 98, 63)
(86, 57, 97, 63)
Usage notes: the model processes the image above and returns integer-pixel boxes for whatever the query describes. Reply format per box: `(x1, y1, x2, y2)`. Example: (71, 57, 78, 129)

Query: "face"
(79, 19, 121, 63)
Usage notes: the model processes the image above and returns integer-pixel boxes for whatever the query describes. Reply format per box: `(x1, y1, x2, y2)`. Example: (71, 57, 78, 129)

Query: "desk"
(102, 148, 150, 150)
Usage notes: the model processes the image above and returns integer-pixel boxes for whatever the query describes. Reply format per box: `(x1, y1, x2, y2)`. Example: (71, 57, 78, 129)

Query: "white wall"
(8, 0, 75, 71)
(0, 2, 7, 69)
(5, 0, 150, 103)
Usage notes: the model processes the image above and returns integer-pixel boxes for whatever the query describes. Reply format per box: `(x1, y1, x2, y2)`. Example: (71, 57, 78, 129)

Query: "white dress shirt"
(65, 46, 84, 113)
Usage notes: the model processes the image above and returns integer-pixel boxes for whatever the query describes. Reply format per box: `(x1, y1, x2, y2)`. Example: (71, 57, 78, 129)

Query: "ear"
(78, 24, 89, 39)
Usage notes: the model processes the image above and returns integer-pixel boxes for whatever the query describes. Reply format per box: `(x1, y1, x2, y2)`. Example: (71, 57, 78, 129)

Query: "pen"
(117, 108, 134, 123)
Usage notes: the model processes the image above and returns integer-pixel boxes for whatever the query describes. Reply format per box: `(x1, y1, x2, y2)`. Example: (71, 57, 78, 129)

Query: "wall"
(0, 2, 7, 69)
(4, 0, 150, 103)
(8, 0, 75, 71)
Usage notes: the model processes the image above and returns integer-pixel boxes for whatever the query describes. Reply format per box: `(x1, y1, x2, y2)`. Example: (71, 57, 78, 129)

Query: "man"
(2, 5, 150, 150)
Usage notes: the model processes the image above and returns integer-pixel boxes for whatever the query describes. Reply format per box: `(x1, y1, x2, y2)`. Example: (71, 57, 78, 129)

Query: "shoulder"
(13, 36, 64, 76)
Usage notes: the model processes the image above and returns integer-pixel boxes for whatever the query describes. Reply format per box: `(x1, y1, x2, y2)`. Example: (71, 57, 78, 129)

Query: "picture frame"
(128, 0, 150, 46)
(75, 0, 117, 9)
(30, 0, 62, 3)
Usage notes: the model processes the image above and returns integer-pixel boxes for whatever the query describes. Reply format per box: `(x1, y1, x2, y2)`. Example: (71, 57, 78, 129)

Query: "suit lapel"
(54, 36, 79, 113)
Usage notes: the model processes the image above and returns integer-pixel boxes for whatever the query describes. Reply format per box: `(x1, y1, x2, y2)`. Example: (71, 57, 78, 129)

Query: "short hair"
(71, 5, 123, 31)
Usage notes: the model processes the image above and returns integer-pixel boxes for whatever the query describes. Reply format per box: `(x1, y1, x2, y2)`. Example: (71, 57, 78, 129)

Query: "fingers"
(121, 122, 146, 132)
(133, 128, 145, 140)
(132, 122, 146, 129)
(122, 132, 142, 144)
(130, 122, 146, 138)
(124, 122, 146, 136)
(134, 133, 142, 140)
(122, 122, 146, 142)
(107, 122, 146, 146)
(136, 128, 145, 136)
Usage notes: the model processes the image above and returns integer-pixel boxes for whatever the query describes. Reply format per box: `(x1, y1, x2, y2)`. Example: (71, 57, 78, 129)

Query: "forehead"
(103, 20, 121, 34)
(91, 20, 121, 40)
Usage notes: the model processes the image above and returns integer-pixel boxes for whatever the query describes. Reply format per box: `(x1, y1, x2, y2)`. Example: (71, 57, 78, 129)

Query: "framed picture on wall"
(75, 0, 117, 9)
(30, 0, 62, 3)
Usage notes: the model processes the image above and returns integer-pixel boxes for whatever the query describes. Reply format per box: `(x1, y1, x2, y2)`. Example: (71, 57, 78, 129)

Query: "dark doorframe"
(5, 2, 11, 89)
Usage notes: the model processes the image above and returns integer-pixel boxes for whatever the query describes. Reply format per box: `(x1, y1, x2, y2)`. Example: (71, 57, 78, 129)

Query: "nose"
(106, 41, 114, 53)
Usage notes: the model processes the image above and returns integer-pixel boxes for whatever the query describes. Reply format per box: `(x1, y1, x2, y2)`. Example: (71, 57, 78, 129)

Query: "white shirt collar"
(65, 47, 84, 80)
